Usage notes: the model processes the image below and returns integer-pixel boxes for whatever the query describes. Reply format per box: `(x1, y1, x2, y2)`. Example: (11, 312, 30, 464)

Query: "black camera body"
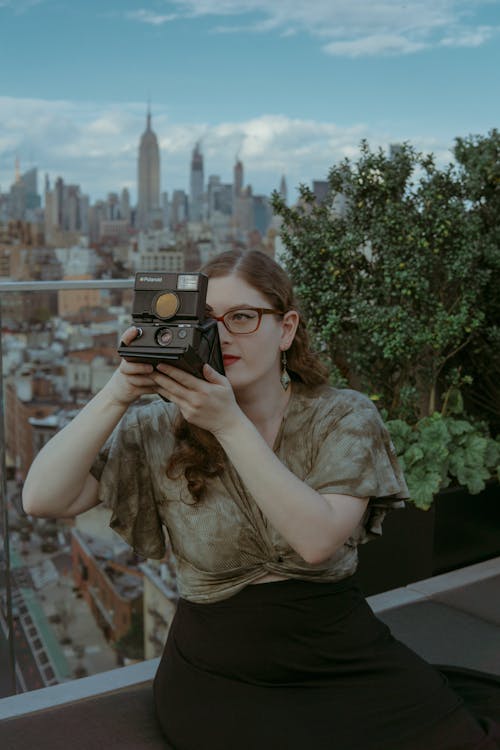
(117, 272, 224, 378)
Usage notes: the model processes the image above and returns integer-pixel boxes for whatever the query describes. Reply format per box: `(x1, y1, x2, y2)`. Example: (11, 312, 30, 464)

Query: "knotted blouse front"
(90, 383, 408, 603)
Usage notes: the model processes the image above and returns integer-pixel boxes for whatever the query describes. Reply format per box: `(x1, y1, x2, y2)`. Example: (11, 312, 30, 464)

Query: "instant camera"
(117, 272, 224, 377)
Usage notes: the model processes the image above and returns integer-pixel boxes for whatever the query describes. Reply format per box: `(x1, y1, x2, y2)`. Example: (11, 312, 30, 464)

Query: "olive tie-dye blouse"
(90, 383, 408, 603)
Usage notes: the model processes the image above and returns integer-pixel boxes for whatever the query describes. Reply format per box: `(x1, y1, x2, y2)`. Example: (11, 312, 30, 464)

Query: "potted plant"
(386, 379, 499, 511)
(385, 381, 500, 585)
(271, 137, 500, 594)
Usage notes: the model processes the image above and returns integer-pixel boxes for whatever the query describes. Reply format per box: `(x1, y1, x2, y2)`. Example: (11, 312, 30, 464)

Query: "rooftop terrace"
(1, 278, 499, 748)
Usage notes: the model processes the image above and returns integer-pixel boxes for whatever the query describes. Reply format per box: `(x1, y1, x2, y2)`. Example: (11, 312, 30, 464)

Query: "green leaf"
(484, 439, 500, 468)
(448, 448, 466, 475)
(386, 419, 414, 454)
(403, 444, 424, 467)
(454, 465, 491, 494)
(417, 416, 450, 459)
(446, 419, 474, 437)
(463, 434, 488, 466)
(406, 466, 443, 509)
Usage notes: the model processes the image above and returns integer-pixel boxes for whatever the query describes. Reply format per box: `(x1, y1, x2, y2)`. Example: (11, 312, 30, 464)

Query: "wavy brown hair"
(166, 249, 329, 503)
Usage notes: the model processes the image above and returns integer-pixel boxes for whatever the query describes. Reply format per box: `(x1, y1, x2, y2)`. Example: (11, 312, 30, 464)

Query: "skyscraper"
(279, 175, 287, 205)
(120, 188, 131, 224)
(233, 158, 243, 199)
(171, 190, 188, 227)
(8, 164, 41, 220)
(137, 108, 160, 230)
(189, 143, 204, 222)
(21, 167, 40, 211)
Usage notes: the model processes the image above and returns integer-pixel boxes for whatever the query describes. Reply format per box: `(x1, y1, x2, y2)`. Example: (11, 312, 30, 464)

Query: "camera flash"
(177, 274, 199, 291)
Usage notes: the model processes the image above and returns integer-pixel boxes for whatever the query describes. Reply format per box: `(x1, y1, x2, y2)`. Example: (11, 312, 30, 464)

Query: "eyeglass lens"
(223, 309, 261, 333)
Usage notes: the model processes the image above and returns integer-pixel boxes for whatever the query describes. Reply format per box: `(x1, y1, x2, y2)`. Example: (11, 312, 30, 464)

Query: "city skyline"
(0, 0, 499, 203)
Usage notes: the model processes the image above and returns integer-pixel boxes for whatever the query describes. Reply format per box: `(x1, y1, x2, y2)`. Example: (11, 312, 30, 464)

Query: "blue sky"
(0, 0, 499, 203)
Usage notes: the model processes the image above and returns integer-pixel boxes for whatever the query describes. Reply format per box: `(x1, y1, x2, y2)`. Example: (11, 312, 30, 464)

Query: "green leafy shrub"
(271, 135, 500, 508)
(386, 413, 500, 510)
(271, 139, 492, 422)
(450, 130, 500, 433)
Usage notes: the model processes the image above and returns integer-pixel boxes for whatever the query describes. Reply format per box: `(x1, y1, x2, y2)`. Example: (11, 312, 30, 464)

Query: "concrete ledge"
(378, 599, 500, 674)
(0, 658, 159, 720)
(367, 586, 426, 613)
(2, 557, 499, 721)
(0, 682, 167, 750)
(407, 556, 500, 597)
(367, 556, 500, 613)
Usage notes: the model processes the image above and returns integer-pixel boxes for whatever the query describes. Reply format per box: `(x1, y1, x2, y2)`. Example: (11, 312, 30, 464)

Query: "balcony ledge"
(0, 657, 159, 720)
(0, 558, 499, 750)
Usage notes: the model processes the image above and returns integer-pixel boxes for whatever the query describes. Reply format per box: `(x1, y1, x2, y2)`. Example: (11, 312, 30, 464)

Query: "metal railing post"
(0, 297, 17, 695)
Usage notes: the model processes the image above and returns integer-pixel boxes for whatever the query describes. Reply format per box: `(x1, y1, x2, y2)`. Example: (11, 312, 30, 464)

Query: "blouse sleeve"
(89, 409, 166, 559)
(304, 391, 408, 542)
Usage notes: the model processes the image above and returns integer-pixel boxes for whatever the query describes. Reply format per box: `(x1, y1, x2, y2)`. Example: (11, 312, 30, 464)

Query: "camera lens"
(156, 328, 174, 347)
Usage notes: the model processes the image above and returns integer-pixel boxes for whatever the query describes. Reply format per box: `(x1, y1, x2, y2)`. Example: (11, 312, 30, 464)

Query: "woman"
(23, 250, 499, 749)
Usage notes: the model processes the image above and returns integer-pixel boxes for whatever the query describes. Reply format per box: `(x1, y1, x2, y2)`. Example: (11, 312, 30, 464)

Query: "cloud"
(439, 24, 498, 47)
(125, 9, 177, 25)
(126, 0, 500, 57)
(4, 0, 498, 56)
(0, 96, 456, 204)
(0, 0, 43, 10)
(323, 34, 428, 58)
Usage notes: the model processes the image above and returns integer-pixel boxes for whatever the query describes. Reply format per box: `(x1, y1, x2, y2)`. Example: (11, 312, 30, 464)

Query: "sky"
(0, 0, 499, 204)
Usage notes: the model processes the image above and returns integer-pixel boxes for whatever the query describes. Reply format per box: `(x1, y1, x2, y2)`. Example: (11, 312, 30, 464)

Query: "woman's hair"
(166, 249, 329, 502)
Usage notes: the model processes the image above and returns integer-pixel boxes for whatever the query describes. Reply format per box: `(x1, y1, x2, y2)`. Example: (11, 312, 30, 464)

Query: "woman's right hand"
(103, 327, 158, 406)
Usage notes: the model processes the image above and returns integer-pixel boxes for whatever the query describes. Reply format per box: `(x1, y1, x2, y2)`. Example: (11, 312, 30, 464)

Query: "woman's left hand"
(151, 363, 242, 435)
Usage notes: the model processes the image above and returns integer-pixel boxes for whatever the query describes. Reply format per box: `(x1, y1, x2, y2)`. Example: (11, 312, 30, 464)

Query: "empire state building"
(137, 109, 160, 230)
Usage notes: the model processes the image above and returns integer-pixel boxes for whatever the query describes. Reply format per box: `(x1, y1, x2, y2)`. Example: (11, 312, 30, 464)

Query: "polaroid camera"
(117, 272, 224, 378)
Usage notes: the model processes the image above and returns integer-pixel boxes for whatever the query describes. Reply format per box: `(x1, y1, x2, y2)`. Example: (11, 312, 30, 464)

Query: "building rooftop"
(73, 529, 143, 601)
(1, 556, 499, 749)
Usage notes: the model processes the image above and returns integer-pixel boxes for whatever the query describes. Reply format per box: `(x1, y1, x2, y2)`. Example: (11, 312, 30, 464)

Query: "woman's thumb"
(203, 363, 224, 383)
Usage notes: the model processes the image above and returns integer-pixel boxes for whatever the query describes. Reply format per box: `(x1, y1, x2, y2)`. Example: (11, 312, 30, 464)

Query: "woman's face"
(206, 273, 297, 394)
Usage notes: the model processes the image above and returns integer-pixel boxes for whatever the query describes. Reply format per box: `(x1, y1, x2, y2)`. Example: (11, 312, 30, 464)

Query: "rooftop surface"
(0, 556, 499, 749)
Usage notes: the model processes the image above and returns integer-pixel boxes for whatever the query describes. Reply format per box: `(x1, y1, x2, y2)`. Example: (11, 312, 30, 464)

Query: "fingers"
(105, 362, 157, 407)
(155, 362, 227, 388)
(151, 370, 189, 403)
(202, 364, 225, 384)
(120, 326, 142, 346)
(127, 375, 157, 388)
(117, 358, 156, 396)
(151, 366, 210, 412)
(150, 363, 239, 431)
(119, 358, 154, 376)
(155, 362, 200, 387)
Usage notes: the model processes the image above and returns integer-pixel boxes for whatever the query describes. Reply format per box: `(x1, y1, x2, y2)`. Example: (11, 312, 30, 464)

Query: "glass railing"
(2, 277, 498, 730)
(0, 279, 178, 700)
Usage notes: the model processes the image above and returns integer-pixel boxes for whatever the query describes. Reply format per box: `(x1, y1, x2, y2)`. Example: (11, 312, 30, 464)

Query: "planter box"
(357, 481, 500, 597)
(357, 503, 435, 597)
(433, 480, 500, 575)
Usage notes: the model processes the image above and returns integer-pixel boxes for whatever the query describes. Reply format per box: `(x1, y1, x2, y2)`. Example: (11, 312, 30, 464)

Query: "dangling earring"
(280, 350, 291, 391)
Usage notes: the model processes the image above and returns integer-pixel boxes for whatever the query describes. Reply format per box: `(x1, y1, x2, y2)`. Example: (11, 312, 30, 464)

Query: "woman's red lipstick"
(222, 355, 240, 367)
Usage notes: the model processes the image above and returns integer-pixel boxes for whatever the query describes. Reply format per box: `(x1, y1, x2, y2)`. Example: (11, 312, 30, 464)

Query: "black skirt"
(153, 576, 500, 750)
